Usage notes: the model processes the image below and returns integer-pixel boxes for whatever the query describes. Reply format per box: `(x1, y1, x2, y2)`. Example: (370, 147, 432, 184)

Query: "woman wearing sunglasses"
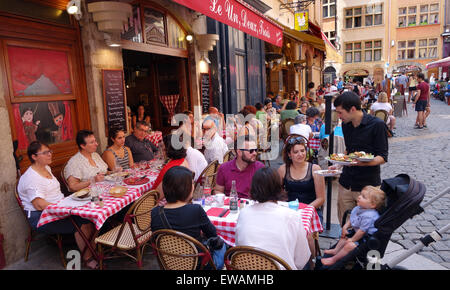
(277, 135, 325, 223)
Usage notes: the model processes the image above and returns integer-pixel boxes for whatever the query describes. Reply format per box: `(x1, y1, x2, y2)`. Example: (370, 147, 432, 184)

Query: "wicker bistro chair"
(14, 181, 67, 268)
(223, 150, 236, 163)
(224, 246, 292, 270)
(150, 229, 216, 270)
(60, 162, 72, 195)
(194, 160, 219, 193)
(94, 190, 159, 269)
(281, 118, 295, 140)
(374, 109, 389, 123)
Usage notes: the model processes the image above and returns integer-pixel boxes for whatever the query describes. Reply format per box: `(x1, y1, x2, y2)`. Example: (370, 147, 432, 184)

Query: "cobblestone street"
(379, 98, 450, 268)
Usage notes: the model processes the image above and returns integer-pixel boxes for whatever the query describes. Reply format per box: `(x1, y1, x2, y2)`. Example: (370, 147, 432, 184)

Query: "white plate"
(70, 193, 91, 201)
(356, 157, 374, 162)
(313, 169, 342, 177)
(325, 156, 357, 166)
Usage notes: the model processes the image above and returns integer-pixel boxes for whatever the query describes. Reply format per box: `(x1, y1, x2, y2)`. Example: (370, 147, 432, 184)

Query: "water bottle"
(229, 180, 238, 213)
(203, 176, 212, 206)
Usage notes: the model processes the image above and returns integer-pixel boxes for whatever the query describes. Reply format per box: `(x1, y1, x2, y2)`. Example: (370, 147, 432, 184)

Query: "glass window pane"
(419, 48, 427, 58)
(408, 6, 416, 14)
(407, 49, 415, 59)
(330, 4, 336, 17)
(408, 40, 416, 47)
(429, 38, 438, 46)
(323, 0, 328, 4)
(354, 42, 361, 50)
(346, 43, 353, 50)
(398, 41, 406, 48)
(366, 15, 373, 26)
(346, 9, 353, 16)
(398, 16, 406, 27)
(346, 52, 352, 63)
(428, 47, 437, 58)
(354, 16, 362, 27)
(430, 4, 439, 11)
(374, 14, 382, 25)
(430, 13, 439, 24)
(374, 4, 382, 13)
(398, 50, 405, 59)
(420, 14, 428, 24)
(354, 8, 362, 15)
(323, 6, 329, 18)
(354, 51, 361, 62)
(346, 18, 353, 28)
(399, 7, 406, 15)
(366, 5, 373, 14)
(365, 50, 372, 61)
(419, 39, 427, 47)
(374, 40, 382, 48)
(420, 5, 428, 13)
(365, 41, 373, 49)
(408, 15, 416, 25)
(374, 49, 381, 61)
(121, 5, 143, 43)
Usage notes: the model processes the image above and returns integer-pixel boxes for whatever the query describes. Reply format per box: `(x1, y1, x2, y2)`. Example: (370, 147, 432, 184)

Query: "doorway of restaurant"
(122, 49, 189, 135)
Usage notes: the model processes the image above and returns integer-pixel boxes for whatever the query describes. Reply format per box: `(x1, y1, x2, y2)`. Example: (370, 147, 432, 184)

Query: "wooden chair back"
(374, 109, 389, 123)
(194, 160, 219, 190)
(224, 246, 292, 270)
(150, 229, 216, 270)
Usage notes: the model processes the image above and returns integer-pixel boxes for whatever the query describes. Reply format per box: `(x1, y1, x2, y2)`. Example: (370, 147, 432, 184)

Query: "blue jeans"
(211, 243, 227, 270)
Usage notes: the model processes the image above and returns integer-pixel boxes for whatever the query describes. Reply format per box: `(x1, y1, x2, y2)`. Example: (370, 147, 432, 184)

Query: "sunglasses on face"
(239, 148, 258, 154)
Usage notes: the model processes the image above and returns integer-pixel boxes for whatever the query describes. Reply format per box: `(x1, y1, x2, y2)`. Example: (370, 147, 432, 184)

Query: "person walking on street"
(331, 92, 389, 224)
(413, 73, 430, 129)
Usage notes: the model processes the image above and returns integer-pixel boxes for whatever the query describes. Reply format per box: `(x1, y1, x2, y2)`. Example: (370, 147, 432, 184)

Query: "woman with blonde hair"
(370, 92, 396, 132)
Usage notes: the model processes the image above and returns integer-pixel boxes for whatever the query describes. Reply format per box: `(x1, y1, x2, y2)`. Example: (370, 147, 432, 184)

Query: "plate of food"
(105, 171, 130, 182)
(109, 186, 128, 198)
(325, 153, 357, 166)
(313, 169, 342, 177)
(349, 151, 375, 162)
(70, 188, 91, 201)
(123, 176, 149, 186)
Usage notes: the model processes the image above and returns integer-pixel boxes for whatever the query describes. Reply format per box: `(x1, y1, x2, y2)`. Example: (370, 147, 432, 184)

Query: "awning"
(172, 0, 283, 47)
(282, 25, 326, 51)
(426, 56, 450, 69)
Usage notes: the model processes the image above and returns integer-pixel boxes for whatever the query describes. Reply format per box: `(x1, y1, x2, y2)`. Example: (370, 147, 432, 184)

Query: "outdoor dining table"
(204, 198, 323, 247)
(36, 160, 163, 260)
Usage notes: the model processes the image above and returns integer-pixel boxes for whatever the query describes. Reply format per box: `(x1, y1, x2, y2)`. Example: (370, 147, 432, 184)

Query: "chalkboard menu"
(102, 69, 127, 132)
(200, 73, 211, 114)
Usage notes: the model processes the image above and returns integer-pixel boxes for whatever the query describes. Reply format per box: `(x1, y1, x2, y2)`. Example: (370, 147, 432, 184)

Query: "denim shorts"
(415, 100, 428, 112)
(28, 211, 91, 235)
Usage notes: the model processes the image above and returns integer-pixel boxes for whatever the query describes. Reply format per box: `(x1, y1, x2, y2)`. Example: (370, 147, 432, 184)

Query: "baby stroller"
(315, 174, 449, 270)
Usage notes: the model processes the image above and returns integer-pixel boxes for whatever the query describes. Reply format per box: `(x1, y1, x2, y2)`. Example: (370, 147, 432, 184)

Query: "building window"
(408, 6, 416, 26)
(323, 0, 336, 18)
(364, 40, 382, 61)
(345, 42, 363, 63)
(365, 4, 383, 26)
(345, 5, 382, 29)
(398, 7, 407, 27)
(418, 38, 438, 58)
(398, 41, 407, 60)
(229, 27, 246, 110)
(419, 3, 439, 25)
(324, 31, 336, 47)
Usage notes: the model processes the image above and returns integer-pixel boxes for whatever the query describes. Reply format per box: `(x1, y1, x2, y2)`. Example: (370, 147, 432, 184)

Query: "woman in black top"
(277, 135, 325, 222)
(151, 166, 226, 269)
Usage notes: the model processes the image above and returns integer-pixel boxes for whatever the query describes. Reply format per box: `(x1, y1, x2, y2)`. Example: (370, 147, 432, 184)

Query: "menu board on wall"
(200, 73, 211, 114)
(102, 69, 127, 132)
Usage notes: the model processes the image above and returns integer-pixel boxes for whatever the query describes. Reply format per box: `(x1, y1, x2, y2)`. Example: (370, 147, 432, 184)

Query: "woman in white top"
(235, 167, 311, 270)
(370, 92, 396, 132)
(64, 130, 108, 192)
(18, 141, 97, 269)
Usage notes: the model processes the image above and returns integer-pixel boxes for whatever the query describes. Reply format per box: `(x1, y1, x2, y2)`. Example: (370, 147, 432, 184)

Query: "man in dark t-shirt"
(125, 121, 157, 162)
(332, 92, 389, 224)
(413, 73, 430, 129)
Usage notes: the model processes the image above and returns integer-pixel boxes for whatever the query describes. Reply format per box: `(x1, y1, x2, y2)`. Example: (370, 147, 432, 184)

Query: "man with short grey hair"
(125, 121, 158, 162)
(289, 114, 312, 141)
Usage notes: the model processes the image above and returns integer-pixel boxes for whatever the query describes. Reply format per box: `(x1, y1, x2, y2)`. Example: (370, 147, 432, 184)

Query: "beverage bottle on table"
(229, 180, 238, 213)
(203, 176, 212, 206)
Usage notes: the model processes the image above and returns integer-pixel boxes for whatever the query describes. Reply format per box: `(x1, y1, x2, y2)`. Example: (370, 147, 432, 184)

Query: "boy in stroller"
(320, 186, 385, 266)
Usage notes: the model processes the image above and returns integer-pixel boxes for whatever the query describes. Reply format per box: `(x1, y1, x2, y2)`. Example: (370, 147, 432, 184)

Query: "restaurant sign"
(173, 0, 283, 47)
(295, 11, 308, 32)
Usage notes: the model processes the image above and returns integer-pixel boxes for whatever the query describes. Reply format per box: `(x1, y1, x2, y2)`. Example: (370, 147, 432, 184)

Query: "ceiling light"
(66, 0, 82, 20)
(186, 34, 193, 42)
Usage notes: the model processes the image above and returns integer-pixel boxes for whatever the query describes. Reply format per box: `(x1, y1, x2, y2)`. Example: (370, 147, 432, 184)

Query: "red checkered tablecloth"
(144, 131, 163, 147)
(37, 165, 161, 230)
(309, 138, 321, 150)
(205, 200, 323, 246)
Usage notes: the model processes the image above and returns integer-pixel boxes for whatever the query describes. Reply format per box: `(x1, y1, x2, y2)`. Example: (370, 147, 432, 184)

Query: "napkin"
(206, 207, 230, 218)
(57, 197, 90, 208)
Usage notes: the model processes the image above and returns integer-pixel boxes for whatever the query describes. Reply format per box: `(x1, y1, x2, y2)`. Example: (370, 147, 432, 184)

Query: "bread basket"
(109, 186, 128, 198)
